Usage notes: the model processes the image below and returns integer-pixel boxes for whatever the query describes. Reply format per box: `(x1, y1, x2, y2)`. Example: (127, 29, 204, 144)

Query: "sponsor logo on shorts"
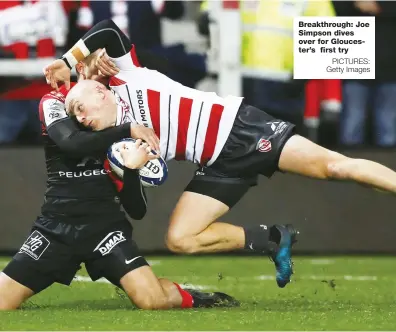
(19, 231, 50, 260)
(94, 231, 126, 256)
(125, 256, 142, 265)
(195, 167, 206, 176)
(256, 138, 272, 153)
(268, 121, 288, 135)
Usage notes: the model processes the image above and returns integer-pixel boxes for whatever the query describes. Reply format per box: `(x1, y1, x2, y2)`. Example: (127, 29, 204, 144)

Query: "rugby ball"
(107, 138, 168, 188)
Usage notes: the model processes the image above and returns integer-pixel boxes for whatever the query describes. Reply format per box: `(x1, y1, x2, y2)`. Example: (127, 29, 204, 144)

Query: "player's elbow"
(0, 302, 16, 310)
(125, 205, 146, 220)
(98, 19, 123, 37)
(130, 209, 146, 220)
(100, 19, 117, 30)
(0, 297, 19, 310)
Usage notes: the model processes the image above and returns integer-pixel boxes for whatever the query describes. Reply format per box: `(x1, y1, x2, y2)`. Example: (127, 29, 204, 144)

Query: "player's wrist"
(62, 39, 91, 68)
(129, 123, 140, 138)
(60, 57, 72, 70)
(124, 162, 142, 170)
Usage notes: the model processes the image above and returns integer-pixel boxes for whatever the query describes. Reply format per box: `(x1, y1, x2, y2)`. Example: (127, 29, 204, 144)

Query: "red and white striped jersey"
(109, 47, 243, 166)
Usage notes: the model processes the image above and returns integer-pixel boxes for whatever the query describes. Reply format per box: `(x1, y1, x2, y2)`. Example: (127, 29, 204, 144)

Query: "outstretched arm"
(44, 19, 132, 90)
(44, 19, 173, 90)
(62, 19, 132, 69)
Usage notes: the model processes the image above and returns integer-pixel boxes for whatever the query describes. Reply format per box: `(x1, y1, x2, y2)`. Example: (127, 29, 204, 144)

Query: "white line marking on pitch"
(180, 284, 217, 290)
(147, 260, 161, 266)
(74, 276, 110, 284)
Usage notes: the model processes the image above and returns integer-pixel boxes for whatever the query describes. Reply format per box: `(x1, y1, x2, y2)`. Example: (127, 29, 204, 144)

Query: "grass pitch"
(0, 255, 396, 330)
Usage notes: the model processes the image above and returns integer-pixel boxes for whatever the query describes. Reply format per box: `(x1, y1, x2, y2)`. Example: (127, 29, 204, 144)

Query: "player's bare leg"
(120, 266, 238, 309)
(279, 135, 396, 193)
(166, 193, 242, 254)
(0, 272, 34, 310)
(166, 193, 297, 287)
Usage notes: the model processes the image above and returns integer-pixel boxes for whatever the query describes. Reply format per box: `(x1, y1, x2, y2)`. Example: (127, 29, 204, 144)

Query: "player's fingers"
(139, 144, 149, 153)
(134, 139, 142, 148)
(96, 51, 110, 72)
(147, 154, 160, 160)
(97, 51, 119, 76)
(50, 76, 59, 91)
(121, 142, 130, 151)
(102, 51, 118, 69)
(119, 144, 129, 159)
(97, 59, 117, 76)
(150, 133, 160, 152)
(119, 144, 126, 153)
(145, 135, 160, 153)
(65, 80, 71, 90)
(45, 72, 51, 85)
(43, 68, 50, 84)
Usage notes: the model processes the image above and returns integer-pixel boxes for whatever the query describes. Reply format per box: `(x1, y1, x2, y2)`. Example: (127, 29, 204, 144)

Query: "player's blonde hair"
(75, 49, 102, 80)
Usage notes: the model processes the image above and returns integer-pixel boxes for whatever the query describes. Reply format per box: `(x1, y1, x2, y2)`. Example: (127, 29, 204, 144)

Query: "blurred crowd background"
(0, 0, 395, 149)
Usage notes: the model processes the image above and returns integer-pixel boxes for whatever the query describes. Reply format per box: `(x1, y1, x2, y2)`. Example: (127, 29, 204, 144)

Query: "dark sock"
(243, 224, 280, 252)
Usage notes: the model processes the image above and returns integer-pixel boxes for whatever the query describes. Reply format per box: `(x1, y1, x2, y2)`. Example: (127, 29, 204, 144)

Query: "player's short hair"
(83, 51, 99, 66)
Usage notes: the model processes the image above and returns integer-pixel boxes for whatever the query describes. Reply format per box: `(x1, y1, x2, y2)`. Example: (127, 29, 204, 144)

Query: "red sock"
(173, 283, 193, 308)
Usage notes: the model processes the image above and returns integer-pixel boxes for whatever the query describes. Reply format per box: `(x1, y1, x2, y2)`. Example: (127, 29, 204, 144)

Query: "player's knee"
(134, 294, 170, 310)
(0, 298, 17, 310)
(166, 232, 197, 254)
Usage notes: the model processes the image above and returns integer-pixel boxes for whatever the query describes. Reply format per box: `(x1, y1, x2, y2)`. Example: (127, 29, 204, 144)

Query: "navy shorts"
(2, 218, 148, 293)
(185, 102, 295, 207)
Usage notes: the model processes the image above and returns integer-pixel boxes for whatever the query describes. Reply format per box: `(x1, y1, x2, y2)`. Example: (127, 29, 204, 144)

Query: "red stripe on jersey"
(104, 160, 124, 192)
(130, 45, 141, 67)
(200, 104, 225, 165)
(147, 89, 161, 137)
(110, 77, 127, 86)
(59, 83, 76, 97)
(175, 97, 193, 160)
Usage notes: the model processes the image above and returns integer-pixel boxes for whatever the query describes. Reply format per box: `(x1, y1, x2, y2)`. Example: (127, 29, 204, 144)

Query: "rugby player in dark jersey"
(0, 74, 238, 310)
